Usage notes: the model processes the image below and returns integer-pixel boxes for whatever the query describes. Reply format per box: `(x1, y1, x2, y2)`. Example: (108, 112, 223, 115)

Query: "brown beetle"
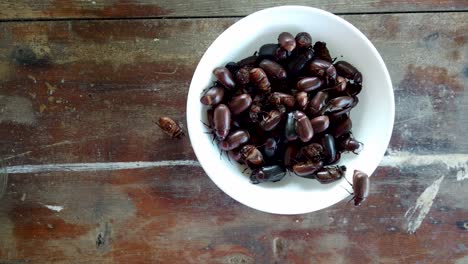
(334, 61, 362, 85)
(308, 59, 337, 79)
(219, 130, 250, 151)
(331, 115, 352, 138)
(308, 91, 328, 116)
(229, 94, 252, 115)
(259, 59, 287, 80)
(200, 85, 225, 105)
(213, 104, 231, 140)
(239, 145, 264, 168)
(294, 111, 314, 142)
(286, 49, 314, 76)
(310, 115, 330, 133)
(260, 110, 282, 131)
(278, 32, 296, 52)
(235, 68, 251, 85)
(275, 47, 289, 61)
(297, 77, 323, 92)
(321, 96, 355, 114)
(157, 117, 184, 138)
(269, 92, 295, 109)
(339, 135, 363, 154)
(301, 143, 323, 162)
(315, 165, 346, 183)
(295, 32, 312, 49)
(250, 68, 271, 93)
(295, 92, 308, 111)
(213, 67, 236, 90)
(293, 161, 323, 178)
(313, 41, 332, 62)
(351, 170, 369, 206)
(284, 144, 300, 169)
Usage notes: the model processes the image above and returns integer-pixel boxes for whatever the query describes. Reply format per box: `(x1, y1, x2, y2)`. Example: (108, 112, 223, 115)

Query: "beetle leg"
(201, 120, 211, 128)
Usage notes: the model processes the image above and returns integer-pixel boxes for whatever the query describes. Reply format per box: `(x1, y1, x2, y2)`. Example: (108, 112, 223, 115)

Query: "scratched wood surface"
(0, 0, 467, 20)
(0, 10, 467, 264)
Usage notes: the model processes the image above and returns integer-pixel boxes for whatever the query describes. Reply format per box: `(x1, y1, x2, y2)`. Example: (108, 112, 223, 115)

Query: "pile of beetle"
(197, 31, 369, 205)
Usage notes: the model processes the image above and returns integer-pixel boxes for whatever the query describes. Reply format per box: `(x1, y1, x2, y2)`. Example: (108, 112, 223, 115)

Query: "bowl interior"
(187, 6, 394, 214)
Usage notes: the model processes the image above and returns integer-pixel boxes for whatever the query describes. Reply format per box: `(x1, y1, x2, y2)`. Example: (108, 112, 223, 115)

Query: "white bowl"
(187, 6, 394, 214)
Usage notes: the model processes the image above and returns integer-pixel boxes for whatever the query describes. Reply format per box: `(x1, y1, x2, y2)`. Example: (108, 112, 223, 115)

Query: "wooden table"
(0, 2, 467, 263)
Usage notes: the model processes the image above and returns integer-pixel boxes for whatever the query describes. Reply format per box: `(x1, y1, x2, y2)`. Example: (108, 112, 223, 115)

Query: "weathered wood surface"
(0, 12, 467, 264)
(0, 0, 467, 20)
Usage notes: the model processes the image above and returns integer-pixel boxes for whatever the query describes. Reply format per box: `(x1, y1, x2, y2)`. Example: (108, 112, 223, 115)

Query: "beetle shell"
(258, 43, 279, 60)
(301, 143, 323, 162)
(340, 136, 363, 154)
(353, 170, 369, 206)
(294, 111, 314, 142)
(213, 67, 236, 90)
(250, 68, 271, 93)
(308, 91, 328, 116)
(285, 112, 298, 141)
(235, 68, 251, 85)
(286, 49, 314, 76)
(284, 144, 300, 169)
(331, 116, 352, 138)
(240, 145, 264, 168)
(157, 117, 183, 138)
(297, 77, 323, 92)
(237, 55, 258, 67)
(313, 41, 332, 62)
(213, 104, 231, 140)
(278, 32, 296, 52)
(334, 61, 361, 82)
(293, 161, 323, 178)
(219, 130, 250, 151)
(308, 59, 333, 78)
(263, 138, 278, 158)
(270, 92, 295, 109)
(334, 76, 347, 92)
(229, 94, 253, 115)
(200, 86, 225, 105)
(322, 134, 336, 165)
(295, 92, 308, 111)
(260, 110, 282, 131)
(316, 165, 346, 183)
(323, 96, 355, 113)
(275, 47, 289, 61)
(295, 32, 312, 49)
(310, 115, 330, 133)
(250, 165, 287, 184)
(259, 59, 287, 80)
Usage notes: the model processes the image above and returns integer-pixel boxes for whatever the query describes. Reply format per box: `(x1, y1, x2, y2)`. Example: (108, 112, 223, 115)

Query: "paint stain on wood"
(11, 46, 50, 66)
(399, 64, 463, 112)
(10, 206, 90, 240)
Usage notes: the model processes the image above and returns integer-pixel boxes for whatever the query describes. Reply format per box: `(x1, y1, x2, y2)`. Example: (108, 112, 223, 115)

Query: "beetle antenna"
(341, 186, 353, 195)
(344, 176, 353, 187)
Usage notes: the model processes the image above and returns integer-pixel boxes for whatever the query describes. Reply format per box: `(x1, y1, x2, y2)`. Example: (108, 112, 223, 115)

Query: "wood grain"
(0, 13, 466, 166)
(0, 0, 467, 20)
(0, 12, 467, 264)
(0, 165, 467, 263)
